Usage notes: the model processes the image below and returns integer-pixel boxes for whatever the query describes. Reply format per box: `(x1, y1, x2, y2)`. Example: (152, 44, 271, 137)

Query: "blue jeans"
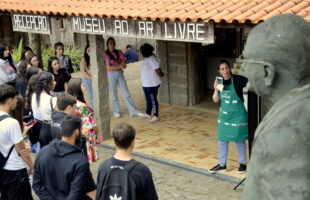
(82, 77, 94, 108)
(219, 141, 246, 166)
(107, 70, 138, 116)
(143, 85, 160, 117)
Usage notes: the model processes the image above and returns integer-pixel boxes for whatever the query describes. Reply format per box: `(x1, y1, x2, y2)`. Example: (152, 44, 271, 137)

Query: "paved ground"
(92, 146, 243, 200)
(32, 62, 245, 199)
(76, 62, 247, 180)
(33, 145, 243, 200)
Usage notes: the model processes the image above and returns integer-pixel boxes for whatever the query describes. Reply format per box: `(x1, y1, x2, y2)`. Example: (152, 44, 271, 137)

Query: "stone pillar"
(157, 40, 170, 104)
(28, 33, 42, 62)
(167, 41, 188, 106)
(89, 34, 111, 140)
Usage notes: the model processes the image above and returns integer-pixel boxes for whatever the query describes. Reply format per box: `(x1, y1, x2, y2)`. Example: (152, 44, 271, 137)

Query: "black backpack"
(97, 158, 139, 200)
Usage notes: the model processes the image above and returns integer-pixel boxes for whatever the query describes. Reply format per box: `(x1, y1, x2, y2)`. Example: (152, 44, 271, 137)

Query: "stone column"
(157, 40, 170, 104)
(28, 33, 42, 62)
(89, 34, 111, 140)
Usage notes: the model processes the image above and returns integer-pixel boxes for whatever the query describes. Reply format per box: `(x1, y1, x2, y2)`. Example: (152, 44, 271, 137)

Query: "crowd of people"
(0, 36, 249, 200)
(0, 38, 164, 200)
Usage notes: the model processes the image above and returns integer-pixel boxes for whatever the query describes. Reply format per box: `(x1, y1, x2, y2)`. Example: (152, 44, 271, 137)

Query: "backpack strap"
(124, 159, 139, 173)
(0, 115, 15, 165)
(50, 97, 54, 112)
(0, 115, 10, 122)
(4, 145, 15, 161)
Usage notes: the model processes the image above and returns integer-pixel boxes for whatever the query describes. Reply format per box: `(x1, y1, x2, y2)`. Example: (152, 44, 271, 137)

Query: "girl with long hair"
(67, 78, 101, 163)
(48, 56, 70, 96)
(31, 72, 56, 147)
(80, 45, 93, 108)
(25, 53, 42, 69)
(105, 37, 142, 118)
(16, 61, 28, 96)
(18, 47, 33, 68)
(0, 44, 17, 85)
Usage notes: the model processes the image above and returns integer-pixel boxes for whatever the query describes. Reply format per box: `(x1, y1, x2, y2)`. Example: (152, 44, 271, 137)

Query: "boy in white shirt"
(0, 84, 34, 200)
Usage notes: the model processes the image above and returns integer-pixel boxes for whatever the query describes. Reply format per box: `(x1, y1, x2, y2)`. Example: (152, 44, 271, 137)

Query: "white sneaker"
(140, 113, 152, 119)
(149, 116, 159, 123)
(114, 113, 121, 118)
(131, 112, 145, 118)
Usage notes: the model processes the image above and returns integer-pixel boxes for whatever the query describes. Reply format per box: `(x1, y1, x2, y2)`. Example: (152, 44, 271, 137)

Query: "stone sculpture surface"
(241, 14, 310, 200)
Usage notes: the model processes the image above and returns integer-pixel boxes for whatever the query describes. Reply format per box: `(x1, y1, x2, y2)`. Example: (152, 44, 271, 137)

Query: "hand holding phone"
(215, 77, 224, 92)
(216, 77, 223, 85)
(25, 119, 37, 127)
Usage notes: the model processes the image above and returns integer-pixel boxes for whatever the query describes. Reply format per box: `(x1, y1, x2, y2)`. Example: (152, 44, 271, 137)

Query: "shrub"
(42, 45, 82, 72)
(11, 39, 23, 63)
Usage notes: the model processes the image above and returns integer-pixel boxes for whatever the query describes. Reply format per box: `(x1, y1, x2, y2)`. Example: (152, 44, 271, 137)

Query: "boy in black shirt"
(96, 123, 158, 200)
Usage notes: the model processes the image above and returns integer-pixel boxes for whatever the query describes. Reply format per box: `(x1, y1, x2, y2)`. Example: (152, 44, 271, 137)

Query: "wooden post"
(28, 33, 42, 62)
(89, 34, 111, 140)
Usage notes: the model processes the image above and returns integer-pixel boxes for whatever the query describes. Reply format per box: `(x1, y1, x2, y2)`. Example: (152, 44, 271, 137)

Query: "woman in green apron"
(209, 60, 248, 174)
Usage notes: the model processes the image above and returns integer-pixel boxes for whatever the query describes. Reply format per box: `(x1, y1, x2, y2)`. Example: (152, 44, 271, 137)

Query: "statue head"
(242, 14, 310, 100)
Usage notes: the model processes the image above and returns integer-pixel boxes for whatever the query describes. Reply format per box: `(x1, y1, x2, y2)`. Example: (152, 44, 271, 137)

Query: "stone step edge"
(100, 143, 245, 185)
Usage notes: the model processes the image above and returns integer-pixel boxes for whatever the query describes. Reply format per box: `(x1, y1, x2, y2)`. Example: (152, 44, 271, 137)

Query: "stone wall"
(158, 41, 189, 106)
(49, 18, 75, 46)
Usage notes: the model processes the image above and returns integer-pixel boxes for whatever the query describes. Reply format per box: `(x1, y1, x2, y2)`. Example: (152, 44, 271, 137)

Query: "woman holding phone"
(209, 60, 248, 174)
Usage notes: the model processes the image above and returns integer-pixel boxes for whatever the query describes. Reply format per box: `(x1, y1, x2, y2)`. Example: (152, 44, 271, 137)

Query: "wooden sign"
(71, 17, 214, 43)
(12, 13, 50, 34)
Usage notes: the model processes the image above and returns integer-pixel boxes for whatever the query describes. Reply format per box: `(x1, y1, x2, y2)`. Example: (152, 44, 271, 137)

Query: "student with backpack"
(96, 123, 158, 200)
(0, 84, 34, 200)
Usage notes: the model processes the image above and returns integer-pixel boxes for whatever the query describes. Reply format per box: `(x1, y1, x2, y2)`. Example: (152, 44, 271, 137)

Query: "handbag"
(0, 115, 15, 171)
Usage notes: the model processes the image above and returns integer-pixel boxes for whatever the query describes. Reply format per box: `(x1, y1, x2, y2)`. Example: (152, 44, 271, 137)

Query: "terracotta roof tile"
(1, 0, 310, 24)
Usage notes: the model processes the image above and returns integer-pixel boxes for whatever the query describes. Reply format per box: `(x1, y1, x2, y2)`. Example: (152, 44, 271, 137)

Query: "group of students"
(103, 37, 164, 122)
(0, 84, 158, 200)
(0, 37, 165, 199)
(0, 42, 74, 98)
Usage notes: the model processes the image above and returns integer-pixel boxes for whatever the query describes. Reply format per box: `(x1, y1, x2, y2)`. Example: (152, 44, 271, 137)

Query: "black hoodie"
(50, 111, 68, 140)
(33, 139, 96, 200)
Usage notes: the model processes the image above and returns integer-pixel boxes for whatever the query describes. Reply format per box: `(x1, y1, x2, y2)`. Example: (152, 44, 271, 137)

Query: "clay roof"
(1, 0, 310, 24)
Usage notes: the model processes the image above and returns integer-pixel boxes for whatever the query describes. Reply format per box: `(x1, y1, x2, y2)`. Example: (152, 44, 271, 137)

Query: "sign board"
(11, 13, 51, 34)
(71, 17, 214, 43)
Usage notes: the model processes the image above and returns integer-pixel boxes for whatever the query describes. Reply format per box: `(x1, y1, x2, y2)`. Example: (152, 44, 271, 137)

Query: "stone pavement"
(80, 61, 248, 180)
(32, 145, 243, 200)
(92, 146, 244, 200)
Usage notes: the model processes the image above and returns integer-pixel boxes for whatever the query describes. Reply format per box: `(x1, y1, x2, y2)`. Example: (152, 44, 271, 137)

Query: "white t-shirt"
(0, 111, 25, 170)
(31, 93, 57, 121)
(140, 55, 161, 87)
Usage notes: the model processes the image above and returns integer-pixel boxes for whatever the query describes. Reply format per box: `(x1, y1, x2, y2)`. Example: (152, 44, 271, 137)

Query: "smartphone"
(25, 119, 37, 127)
(216, 77, 223, 85)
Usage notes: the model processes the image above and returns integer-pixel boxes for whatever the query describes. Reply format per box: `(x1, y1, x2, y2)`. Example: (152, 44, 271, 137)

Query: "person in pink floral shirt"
(67, 78, 102, 163)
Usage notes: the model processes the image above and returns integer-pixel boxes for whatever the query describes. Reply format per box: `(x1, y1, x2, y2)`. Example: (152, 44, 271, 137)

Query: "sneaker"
(149, 116, 159, 123)
(237, 163, 246, 174)
(114, 113, 121, 118)
(208, 164, 227, 173)
(140, 113, 152, 119)
(131, 113, 146, 118)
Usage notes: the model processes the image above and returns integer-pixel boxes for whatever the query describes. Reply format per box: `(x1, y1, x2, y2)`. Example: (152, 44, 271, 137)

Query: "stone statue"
(241, 14, 310, 200)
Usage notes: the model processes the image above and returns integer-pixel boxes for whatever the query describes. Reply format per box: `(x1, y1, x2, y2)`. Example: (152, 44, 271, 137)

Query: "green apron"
(218, 76, 248, 141)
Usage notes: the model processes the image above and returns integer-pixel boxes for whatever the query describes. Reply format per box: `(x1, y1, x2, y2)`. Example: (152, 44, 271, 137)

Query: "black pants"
(0, 168, 33, 200)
